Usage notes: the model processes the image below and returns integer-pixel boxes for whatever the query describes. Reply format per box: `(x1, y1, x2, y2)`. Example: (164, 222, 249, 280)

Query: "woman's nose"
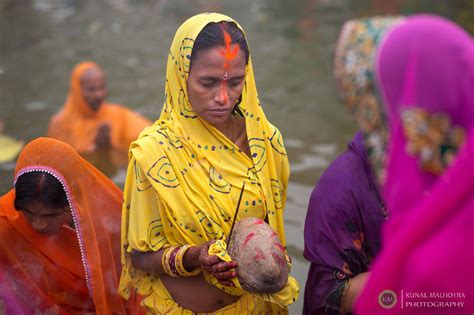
(215, 81, 229, 104)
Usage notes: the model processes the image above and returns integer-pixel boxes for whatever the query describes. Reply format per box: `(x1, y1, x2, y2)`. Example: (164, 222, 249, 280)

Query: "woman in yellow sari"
(119, 13, 299, 314)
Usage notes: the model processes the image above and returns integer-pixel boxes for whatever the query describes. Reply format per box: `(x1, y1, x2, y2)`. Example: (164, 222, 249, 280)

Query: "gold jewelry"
(175, 245, 201, 276)
(162, 246, 179, 277)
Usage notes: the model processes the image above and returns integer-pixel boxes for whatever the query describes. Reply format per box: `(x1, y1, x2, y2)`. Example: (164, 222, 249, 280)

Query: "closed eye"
(228, 79, 243, 87)
(200, 79, 218, 88)
(20, 208, 64, 217)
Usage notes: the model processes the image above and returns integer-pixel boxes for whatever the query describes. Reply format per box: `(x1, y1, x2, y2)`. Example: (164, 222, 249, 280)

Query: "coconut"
(227, 217, 289, 294)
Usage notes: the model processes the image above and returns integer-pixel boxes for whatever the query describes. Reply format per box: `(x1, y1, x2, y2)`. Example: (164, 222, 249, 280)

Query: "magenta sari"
(355, 15, 474, 314)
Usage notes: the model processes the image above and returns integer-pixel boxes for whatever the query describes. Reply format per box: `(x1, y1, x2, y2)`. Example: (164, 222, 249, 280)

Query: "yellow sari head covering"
(120, 12, 298, 308)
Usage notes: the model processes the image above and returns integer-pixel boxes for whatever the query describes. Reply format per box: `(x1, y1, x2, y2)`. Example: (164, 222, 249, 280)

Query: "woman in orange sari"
(47, 61, 151, 154)
(0, 137, 142, 314)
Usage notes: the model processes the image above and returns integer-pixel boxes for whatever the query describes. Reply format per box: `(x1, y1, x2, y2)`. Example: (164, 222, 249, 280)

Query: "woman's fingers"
(210, 261, 237, 273)
(218, 279, 235, 287)
(199, 252, 221, 268)
(197, 241, 238, 282)
(214, 269, 238, 280)
(201, 258, 238, 274)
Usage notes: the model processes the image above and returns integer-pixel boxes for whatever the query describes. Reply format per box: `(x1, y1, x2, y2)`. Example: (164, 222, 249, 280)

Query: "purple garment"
(303, 132, 385, 315)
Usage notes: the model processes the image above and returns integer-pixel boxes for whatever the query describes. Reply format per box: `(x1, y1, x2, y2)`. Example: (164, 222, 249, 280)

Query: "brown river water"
(1, 0, 472, 312)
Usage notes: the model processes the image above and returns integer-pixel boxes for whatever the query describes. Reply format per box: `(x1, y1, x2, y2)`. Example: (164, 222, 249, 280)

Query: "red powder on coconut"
(244, 232, 255, 246)
(254, 219, 264, 225)
(274, 243, 285, 253)
(255, 248, 265, 260)
(272, 252, 286, 267)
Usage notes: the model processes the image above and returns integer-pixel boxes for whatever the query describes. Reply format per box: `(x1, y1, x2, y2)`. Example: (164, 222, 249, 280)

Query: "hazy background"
(2, 0, 473, 313)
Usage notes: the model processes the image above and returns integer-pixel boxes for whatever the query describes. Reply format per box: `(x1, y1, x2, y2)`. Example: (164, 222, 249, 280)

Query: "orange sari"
(0, 137, 142, 314)
(47, 61, 151, 153)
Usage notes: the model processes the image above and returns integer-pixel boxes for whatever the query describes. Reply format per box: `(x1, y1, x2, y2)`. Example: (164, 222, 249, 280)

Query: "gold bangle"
(161, 247, 172, 276)
(162, 246, 179, 277)
(175, 245, 201, 277)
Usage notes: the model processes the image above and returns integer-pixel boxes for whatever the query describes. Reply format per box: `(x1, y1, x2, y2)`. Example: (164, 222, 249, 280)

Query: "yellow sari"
(119, 13, 299, 314)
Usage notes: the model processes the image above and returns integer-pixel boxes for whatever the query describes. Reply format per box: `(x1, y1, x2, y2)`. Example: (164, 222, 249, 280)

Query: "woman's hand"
(198, 240, 238, 287)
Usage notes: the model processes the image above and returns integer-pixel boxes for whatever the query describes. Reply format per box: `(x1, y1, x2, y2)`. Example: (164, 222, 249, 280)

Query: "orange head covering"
(0, 137, 142, 314)
(47, 61, 151, 153)
(64, 61, 102, 118)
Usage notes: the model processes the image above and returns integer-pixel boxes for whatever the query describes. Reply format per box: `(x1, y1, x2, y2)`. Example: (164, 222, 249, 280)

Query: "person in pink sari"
(355, 15, 474, 314)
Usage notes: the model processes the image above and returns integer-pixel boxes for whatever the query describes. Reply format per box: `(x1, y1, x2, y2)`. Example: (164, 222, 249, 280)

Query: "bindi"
(223, 71, 229, 81)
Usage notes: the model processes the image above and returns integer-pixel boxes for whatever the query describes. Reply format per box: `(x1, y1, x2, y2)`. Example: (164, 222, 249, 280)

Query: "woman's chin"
(204, 115, 232, 130)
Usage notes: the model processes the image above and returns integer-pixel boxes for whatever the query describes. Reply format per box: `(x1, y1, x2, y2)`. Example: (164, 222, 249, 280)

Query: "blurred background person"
(356, 15, 474, 314)
(47, 61, 151, 168)
(303, 16, 403, 315)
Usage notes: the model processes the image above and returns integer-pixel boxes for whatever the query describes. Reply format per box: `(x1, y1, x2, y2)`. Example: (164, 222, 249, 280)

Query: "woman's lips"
(209, 108, 231, 116)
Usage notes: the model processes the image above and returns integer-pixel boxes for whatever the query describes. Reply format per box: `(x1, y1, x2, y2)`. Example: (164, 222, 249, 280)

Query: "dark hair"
(14, 172, 69, 211)
(191, 21, 250, 67)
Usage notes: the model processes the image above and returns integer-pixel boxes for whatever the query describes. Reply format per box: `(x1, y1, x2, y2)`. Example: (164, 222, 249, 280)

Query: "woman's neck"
(219, 116, 250, 157)
(218, 116, 238, 141)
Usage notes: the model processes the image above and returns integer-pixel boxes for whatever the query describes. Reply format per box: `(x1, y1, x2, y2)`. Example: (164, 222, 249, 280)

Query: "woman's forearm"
(130, 249, 166, 275)
(343, 271, 371, 312)
(131, 245, 203, 276)
(183, 245, 202, 271)
(131, 242, 234, 282)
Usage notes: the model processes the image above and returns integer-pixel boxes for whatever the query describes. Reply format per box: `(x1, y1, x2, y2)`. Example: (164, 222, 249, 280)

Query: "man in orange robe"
(47, 61, 151, 154)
